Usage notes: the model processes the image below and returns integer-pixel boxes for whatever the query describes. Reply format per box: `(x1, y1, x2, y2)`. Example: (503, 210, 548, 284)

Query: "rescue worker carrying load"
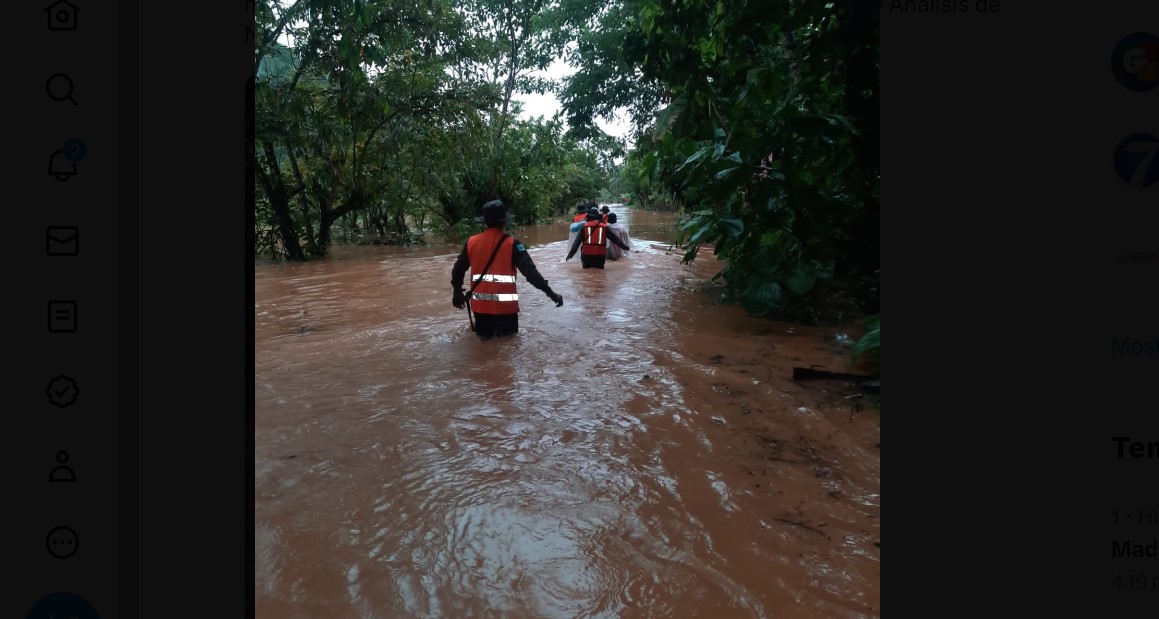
(451, 200, 564, 340)
(566, 200, 598, 262)
(565, 207, 631, 269)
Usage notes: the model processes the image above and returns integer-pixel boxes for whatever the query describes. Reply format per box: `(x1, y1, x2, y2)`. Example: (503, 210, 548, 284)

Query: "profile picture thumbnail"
(1111, 32, 1159, 92)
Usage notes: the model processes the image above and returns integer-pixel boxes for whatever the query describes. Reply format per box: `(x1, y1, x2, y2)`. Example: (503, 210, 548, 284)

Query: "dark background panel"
(136, 0, 250, 615)
(882, 2, 1157, 614)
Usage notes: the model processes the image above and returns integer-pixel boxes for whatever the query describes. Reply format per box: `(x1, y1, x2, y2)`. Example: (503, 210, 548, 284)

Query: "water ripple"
(256, 210, 879, 618)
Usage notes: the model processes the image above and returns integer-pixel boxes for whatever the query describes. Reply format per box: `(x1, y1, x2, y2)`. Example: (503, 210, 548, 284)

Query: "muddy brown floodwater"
(255, 206, 880, 618)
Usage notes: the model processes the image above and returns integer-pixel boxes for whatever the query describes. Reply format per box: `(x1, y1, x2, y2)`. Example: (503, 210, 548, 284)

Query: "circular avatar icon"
(26, 591, 100, 619)
(1113, 133, 1159, 189)
(1111, 32, 1159, 92)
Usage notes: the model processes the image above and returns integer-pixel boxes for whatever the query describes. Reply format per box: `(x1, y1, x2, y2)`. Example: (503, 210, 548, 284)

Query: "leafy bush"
(561, 0, 879, 319)
(851, 314, 879, 369)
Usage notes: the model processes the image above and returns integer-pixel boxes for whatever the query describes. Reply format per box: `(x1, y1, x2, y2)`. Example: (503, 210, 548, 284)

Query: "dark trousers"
(473, 312, 519, 339)
(580, 255, 606, 269)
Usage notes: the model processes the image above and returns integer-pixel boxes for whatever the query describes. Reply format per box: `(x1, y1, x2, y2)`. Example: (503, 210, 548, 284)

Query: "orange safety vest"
(580, 220, 609, 257)
(573, 213, 587, 223)
(601, 213, 609, 223)
(466, 229, 519, 315)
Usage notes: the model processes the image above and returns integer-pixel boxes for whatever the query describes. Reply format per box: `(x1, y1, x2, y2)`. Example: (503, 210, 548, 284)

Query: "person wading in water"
(565, 207, 631, 269)
(604, 212, 631, 261)
(572, 203, 589, 223)
(451, 200, 564, 339)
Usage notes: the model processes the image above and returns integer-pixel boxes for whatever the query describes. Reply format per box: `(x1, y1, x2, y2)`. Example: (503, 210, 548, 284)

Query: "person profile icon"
(49, 450, 76, 482)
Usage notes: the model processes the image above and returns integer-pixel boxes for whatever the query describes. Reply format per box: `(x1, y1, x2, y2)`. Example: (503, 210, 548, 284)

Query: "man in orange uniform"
(451, 200, 564, 339)
(565, 207, 631, 269)
(573, 203, 589, 223)
(599, 205, 610, 223)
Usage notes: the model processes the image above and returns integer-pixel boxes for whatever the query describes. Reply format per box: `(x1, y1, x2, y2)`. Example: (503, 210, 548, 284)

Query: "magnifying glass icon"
(46, 73, 78, 105)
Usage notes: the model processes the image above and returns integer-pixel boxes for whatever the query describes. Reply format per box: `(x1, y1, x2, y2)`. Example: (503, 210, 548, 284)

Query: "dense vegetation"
(254, 0, 879, 356)
(254, 0, 618, 258)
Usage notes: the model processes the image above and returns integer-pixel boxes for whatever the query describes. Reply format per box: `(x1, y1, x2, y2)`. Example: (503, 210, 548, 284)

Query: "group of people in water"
(566, 202, 632, 268)
(450, 199, 634, 340)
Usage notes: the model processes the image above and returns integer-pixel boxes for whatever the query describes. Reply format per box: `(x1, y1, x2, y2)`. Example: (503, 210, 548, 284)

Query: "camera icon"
(45, 0, 79, 32)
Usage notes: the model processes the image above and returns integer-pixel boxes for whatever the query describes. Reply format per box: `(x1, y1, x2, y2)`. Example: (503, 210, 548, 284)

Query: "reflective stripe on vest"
(465, 229, 520, 315)
(470, 292, 519, 302)
(581, 221, 607, 256)
(472, 274, 517, 283)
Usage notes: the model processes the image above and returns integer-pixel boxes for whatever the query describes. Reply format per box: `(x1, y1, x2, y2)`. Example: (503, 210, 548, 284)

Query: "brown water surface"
(255, 205, 880, 618)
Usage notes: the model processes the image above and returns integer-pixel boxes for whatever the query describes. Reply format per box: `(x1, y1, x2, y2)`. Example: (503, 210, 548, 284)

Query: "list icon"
(48, 300, 77, 333)
(46, 226, 79, 256)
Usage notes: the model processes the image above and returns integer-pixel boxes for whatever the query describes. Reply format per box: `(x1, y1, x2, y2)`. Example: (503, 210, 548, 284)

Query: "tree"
(559, 0, 879, 320)
(254, 0, 612, 259)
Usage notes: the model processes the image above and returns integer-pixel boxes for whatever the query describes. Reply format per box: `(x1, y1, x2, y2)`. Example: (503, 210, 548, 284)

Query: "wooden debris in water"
(772, 517, 831, 541)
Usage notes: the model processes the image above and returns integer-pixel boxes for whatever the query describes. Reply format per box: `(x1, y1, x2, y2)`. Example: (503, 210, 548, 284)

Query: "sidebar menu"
(10, 1, 119, 617)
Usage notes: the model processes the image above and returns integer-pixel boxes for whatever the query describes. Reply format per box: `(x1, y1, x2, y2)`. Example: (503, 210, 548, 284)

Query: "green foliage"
(254, 0, 611, 259)
(560, 0, 879, 320)
(254, 0, 881, 335)
(851, 314, 880, 372)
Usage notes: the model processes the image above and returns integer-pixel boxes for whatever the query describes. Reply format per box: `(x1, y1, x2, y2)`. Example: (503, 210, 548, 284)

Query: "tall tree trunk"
(308, 157, 345, 257)
(374, 207, 387, 238)
(488, 11, 524, 196)
(394, 208, 406, 237)
(319, 188, 367, 252)
(258, 140, 306, 260)
(317, 204, 335, 252)
(286, 148, 318, 256)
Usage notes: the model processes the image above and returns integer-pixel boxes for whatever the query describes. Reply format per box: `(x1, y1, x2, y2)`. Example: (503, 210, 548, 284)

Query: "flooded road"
(255, 206, 880, 618)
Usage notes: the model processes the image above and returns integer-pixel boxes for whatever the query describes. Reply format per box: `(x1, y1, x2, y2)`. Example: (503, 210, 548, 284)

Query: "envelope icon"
(47, 226, 79, 256)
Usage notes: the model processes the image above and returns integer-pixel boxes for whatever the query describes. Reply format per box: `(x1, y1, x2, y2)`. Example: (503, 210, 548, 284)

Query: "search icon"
(46, 73, 78, 105)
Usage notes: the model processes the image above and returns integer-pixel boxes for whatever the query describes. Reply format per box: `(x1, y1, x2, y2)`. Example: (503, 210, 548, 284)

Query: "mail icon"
(46, 226, 79, 256)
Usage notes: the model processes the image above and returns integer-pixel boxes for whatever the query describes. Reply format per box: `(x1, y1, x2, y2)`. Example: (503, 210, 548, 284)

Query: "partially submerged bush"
(851, 314, 879, 371)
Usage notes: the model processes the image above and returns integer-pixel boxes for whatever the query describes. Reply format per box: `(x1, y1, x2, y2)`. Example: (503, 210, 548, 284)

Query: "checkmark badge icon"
(46, 375, 78, 408)
(46, 226, 79, 256)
